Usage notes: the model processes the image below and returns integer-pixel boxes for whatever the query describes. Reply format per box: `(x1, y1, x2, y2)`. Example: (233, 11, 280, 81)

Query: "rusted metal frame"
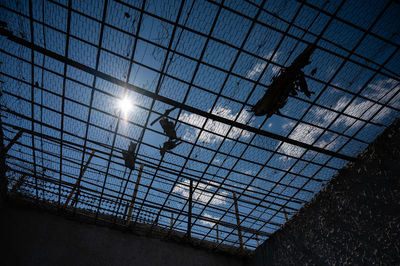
(239, 31, 399, 249)
(0, 85, 324, 224)
(187, 179, 193, 238)
(0, 91, 336, 196)
(3, 130, 298, 221)
(28, 0, 39, 202)
(130, 0, 189, 228)
(243, 52, 400, 245)
(17, 185, 257, 248)
(242, 80, 400, 247)
(0, 98, 323, 214)
(283, 207, 289, 222)
(242, 0, 400, 79)
(131, 0, 187, 228)
(1, 113, 313, 207)
(226, 3, 387, 249)
(9, 169, 266, 248)
(63, 150, 95, 208)
(233, 191, 244, 250)
(210, 0, 347, 248)
(216, 223, 219, 244)
(239, 1, 397, 244)
(149, 0, 228, 235)
(0, 93, 340, 206)
(165, 0, 274, 242)
(194, 1, 309, 246)
(7, 161, 265, 245)
(4, 2, 399, 116)
(6, 0, 396, 247)
(113, 168, 132, 220)
(0, 70, 351, 176)
(112, 0, 147, 226)
(6, 25, 392, 247)
(1, 106, 323, 199)
(125, 164, 144, 226)
(58, 0, 72, 208)
(6, 137, 301, 222)
(4, 134, 286, 233)
(74, 0, 108, 221)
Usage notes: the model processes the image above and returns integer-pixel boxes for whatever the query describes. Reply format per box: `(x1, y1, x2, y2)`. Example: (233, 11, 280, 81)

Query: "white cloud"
(243, 169, 255, 176)
(179, 106, 252, 144)
(200, 213, 218, 227)
(279, 123, 323, 158)
(173, 179, 228, 206)
(277, 78, 399, 158)
(247, 62, 266, 79)
(246, 52, 280, 79)
(366, 78, 398, 101)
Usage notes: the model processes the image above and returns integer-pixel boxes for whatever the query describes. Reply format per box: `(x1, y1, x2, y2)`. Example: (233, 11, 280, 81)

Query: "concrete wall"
(250, 119, 400, 265)
(2, 205, 245, 266)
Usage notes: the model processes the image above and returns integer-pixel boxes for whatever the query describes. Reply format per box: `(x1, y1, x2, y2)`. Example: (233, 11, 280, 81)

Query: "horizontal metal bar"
(3, 33, 356, 162)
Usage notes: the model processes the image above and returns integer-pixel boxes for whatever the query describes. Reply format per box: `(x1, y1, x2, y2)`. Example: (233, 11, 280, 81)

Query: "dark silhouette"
(160, 139, 181, 157)
(251, 44, 316, 118)
(159, 117, 178, 140)
(122, 141, 137, 170)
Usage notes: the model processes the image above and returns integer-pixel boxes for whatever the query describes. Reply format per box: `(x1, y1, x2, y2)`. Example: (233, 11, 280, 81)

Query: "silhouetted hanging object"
(251, 44, 316, 118)
(160, 139, 181, 156)
(122, 141, 137, 170)
(159, 117, 179, 140)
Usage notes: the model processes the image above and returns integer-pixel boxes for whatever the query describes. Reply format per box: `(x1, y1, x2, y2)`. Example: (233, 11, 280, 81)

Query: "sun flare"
(117, 96, 133, 117)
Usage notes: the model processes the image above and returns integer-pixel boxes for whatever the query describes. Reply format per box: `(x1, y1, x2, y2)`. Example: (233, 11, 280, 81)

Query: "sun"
(117, 96, 133, 118)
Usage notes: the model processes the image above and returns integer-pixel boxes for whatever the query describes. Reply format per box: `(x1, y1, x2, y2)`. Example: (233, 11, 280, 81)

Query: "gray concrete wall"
(2, 206, 246, 266)
(250, 119, 400, 265)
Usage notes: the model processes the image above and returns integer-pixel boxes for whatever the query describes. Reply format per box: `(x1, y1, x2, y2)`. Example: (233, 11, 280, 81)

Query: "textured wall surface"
(250, 119, 400, 265)
(2, 205, 246, 266)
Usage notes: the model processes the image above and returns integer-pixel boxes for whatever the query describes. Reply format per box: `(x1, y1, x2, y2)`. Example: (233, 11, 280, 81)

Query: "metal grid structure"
(1, 0, 399, 252)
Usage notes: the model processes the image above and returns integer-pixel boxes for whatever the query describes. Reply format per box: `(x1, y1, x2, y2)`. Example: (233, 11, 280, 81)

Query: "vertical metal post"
(216, 223, 219, 244)
(64, 150, 95, 208)
(256, 235, 259, 247)
(125, 163, 144, 226)
(187, 179, 193, 238)
(233, 191, 243, 250)
(170, 212, 174, 228)
(283, 207, 289, 222)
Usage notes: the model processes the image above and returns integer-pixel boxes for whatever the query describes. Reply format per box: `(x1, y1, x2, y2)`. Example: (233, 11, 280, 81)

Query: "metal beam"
(187, 179, 193, 239)
(125, 164, 144, 226)
(233, 191, 243, 250)
(2, 33, 356, 162)
(1, 130, 22, 155)
(63, 150, 95, 208)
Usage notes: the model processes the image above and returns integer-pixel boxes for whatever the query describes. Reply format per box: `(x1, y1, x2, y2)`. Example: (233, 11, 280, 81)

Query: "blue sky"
(1, 0, 399, 249)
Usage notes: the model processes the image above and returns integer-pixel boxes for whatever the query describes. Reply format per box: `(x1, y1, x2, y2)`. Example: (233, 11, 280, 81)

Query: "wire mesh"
(0, 0, 399, 252)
